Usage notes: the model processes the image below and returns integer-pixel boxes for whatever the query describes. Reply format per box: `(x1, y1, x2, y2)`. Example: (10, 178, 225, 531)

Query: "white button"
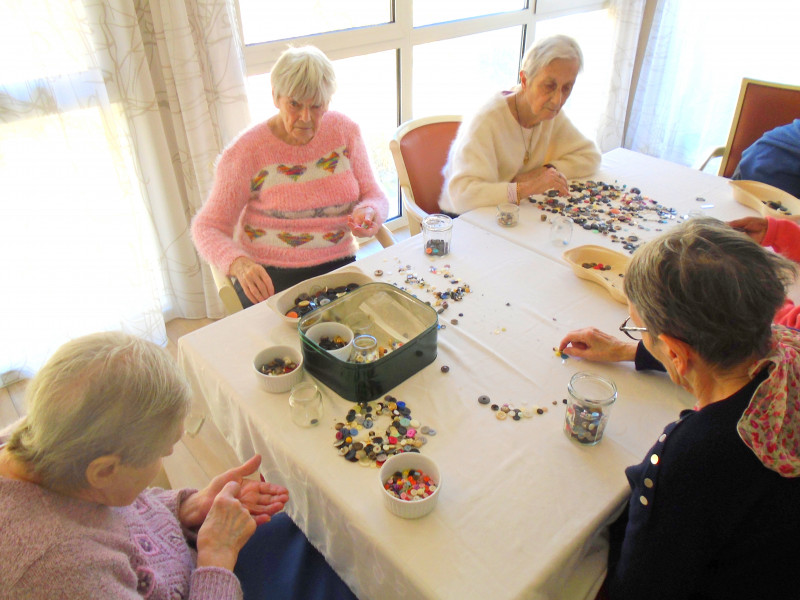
(650, 454, 660, 465)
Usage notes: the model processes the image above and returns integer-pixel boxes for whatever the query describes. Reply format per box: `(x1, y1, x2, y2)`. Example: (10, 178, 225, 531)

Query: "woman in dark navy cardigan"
(559, 217, 800, 600)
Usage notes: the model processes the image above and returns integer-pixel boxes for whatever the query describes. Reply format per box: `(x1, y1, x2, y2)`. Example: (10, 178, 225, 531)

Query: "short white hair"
(6, 332, 190, 492)
(271, 45, 337, 106)
(521, 34, 583, 80)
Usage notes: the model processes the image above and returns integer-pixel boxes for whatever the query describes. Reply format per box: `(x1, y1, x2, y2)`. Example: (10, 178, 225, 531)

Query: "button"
(644, 478, 654, 489)
(650, 454, 659, 465)
(478, 395, 491, 405)
(658, 433, 666, 442)
(496, 411, 507, 420)
(639, 495, 648, 506)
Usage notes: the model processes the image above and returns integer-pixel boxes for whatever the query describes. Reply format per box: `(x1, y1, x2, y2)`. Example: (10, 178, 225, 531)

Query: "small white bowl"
(379, 453, 441, 519)
(253, 346, 304, 393)
(305, 322, 354, 361)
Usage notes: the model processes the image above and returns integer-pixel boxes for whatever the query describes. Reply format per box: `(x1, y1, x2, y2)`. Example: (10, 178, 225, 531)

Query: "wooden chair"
(390, 115, 462, 235)
(211, 224, 397, 315)
(698, 78, 800, 177)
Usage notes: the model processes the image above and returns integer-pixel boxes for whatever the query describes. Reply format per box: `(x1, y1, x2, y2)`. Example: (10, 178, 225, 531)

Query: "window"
(237, 1, 610, 224)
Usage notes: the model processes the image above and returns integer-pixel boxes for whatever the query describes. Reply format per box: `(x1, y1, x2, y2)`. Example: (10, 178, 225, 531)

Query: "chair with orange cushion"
(699, 78, 800, 176)
(390, 115, 462, 235)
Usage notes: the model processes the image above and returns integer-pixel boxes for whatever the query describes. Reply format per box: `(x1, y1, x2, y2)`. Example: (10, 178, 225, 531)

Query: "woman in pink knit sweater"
(192, 46, 389, 308)
(0, 332, 356, 599)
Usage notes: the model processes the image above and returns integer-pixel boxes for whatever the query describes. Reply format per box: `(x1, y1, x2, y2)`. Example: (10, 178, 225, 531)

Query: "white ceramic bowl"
(305, 322, 354, 361)
(253, 346, 304, 393)
(379, 453, 441, 519)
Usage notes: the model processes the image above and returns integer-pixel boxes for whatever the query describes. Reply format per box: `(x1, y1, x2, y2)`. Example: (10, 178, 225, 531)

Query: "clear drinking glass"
(496, 202, 520, 227)
(549, 215, 573, 246)
(564, 372, 617, 445)
(289, 382, 323, 427)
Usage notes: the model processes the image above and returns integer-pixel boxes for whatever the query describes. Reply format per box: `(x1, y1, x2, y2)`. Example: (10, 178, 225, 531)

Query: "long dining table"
(178, 148, 759, 600)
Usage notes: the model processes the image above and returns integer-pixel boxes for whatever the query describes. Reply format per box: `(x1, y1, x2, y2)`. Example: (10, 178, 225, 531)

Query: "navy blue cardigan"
(607, 343, 800, 599)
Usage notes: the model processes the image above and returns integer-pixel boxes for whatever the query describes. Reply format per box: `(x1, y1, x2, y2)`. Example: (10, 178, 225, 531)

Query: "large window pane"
(413, 27, 523, 118)
(413, 0, 525, 27)
(246, 51, 400, 219)
(534, 10, 614, 144)
(239, 0, 391, 45)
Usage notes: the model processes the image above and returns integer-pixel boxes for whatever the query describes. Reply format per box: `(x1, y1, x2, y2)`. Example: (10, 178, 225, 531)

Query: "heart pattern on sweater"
(278, 232, 314, 247)
(323, 230, 346, 244)
(244, 225, 266, 240)
(250, 167, 269, 191)
(316, 152, 340, 174)
(277, 164, 307, 181)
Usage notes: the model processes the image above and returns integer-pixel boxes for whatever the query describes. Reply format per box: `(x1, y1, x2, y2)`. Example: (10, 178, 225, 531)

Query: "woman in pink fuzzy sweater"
(729, 216, 800, 328)
(192, 46, 388, 308)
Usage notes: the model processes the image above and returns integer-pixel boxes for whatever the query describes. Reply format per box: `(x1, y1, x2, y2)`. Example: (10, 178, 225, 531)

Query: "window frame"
(234, 0, 608, 225)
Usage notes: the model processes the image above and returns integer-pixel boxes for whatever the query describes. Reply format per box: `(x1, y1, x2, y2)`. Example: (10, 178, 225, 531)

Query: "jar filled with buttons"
(350, 334, 379, 364)
(564, 371, 617, 445)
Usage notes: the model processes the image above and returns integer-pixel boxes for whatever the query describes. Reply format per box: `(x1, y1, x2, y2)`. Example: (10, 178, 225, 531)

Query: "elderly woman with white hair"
(192, 45, 388, 308)
(0, 332, 356, 599)
(558, 218, 800, 599)
(438, 34, 601, 214)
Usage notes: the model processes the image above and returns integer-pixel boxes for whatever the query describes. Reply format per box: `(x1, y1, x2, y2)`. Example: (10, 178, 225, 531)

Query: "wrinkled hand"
(229, 256, 275, 304)
(728, 216, 768, 245)
(196, 481, 257, 571)
(348, 206, 380, 237)
(514, 165, 569, 199)
(558, 327, 638, 363)
(179, 455, 289, 531)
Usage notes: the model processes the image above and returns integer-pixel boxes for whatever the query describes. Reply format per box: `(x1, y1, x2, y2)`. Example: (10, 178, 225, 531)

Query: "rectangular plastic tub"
(299, 282, 438, 402)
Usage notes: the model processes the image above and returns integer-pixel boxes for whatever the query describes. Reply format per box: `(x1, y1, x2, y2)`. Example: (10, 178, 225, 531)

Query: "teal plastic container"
(299, 282, 438, 402)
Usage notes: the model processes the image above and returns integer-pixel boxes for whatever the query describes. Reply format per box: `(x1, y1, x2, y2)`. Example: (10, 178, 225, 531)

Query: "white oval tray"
(266, 265, 374, 326)
(730, 180, 800, 219)
(563, 245, 630, 304)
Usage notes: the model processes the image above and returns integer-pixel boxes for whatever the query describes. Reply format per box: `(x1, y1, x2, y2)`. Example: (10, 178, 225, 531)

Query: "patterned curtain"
(0, 0, 249, 379)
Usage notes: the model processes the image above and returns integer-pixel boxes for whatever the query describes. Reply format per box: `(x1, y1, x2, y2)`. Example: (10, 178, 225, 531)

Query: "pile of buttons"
(258, 357, 299, 376)
(285, 282, 362, 318)
(333, 396, 435, 467)
(529, 180, 680, 254)
(391, 263, 472, 319)
(477, 395, 549, 421)
(383, 468, 437, 501)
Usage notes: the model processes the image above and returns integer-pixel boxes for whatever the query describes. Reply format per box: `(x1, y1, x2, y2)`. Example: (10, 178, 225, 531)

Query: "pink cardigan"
(0, 476, 241, 599)
(192, 111, 388, 275)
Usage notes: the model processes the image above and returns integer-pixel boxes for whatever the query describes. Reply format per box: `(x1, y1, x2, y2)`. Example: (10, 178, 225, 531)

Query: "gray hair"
(271, 45, 337, 106)
(521, 34, 584, 80)
(624, 217, 797, 369)
(6, 332, 190, 492)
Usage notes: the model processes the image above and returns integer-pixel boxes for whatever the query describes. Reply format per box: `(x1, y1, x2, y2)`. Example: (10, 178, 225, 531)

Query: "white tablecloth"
(178, 149, 761, 600)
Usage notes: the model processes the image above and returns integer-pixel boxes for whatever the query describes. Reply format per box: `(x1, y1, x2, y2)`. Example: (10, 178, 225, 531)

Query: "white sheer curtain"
(0, 0, 249, 379)
(625, 0, 800, 167)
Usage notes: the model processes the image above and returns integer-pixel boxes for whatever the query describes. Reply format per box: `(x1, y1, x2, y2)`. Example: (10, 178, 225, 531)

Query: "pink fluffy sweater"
(192, 111, 389, 275)
(0, 476, 241, 599)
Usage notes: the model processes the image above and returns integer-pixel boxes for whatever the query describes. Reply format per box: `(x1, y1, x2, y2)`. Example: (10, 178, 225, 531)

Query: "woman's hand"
(728, 216, 768, 245)
(558, 328, 638, 363)
(514, 165, 569, 199)
(229, 256, 275, 304)
(179, 455, 289, 531)
(196, 481, 257, 571)
(348, 206, 380, 238)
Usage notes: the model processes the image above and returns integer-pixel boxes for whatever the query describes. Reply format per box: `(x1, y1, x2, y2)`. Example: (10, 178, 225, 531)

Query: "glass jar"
(496, 202, 519, 227)
(422, 214, 453, 256)
(351, 334, 379, 363)
(564, 372, 617, 445)
(289, 382, 323, 427)
(549, 215, 573, 246)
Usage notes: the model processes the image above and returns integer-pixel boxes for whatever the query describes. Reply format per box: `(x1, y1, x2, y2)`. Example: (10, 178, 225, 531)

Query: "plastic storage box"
(299, 282, 438, 402)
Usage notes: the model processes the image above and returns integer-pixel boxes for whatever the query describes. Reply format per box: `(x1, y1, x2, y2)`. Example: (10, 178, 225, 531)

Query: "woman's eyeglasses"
(619, 316, 648, 341)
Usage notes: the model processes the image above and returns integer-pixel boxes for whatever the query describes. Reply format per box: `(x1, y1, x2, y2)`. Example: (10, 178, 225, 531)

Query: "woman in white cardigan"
(439, 34, 601, 214)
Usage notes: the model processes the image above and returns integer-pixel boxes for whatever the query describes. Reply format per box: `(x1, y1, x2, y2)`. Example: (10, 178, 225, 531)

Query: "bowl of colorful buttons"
(562, 244, 630, 304)
(253, 346, 304, 393)
(379, 452, 441, 519)
(266, 266, 374, 327)
(304, 321, 354, 361)
(730, 179, 800, 220)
